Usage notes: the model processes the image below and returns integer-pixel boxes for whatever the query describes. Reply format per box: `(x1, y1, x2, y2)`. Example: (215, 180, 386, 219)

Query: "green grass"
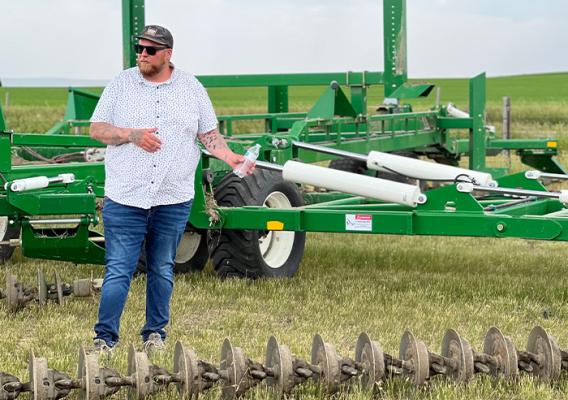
(2, 73, 566, 136)
(1, 72, 566, 108)
(1, 73, 568, 398)
(2, 234, 568, 399)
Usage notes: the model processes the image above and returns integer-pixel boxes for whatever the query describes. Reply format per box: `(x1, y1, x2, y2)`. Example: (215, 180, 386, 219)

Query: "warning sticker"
(345, 214, 373, 232)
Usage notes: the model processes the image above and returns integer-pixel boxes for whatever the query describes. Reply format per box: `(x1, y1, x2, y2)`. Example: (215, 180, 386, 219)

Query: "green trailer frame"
(0, 0, 566, 275)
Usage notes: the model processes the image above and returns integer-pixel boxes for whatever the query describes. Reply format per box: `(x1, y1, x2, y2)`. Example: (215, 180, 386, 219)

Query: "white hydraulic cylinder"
(8, 176, 50, 192)
(7, 174, 75, 192)
(366, 151, 497, 187)
(282, 161, 427, 207)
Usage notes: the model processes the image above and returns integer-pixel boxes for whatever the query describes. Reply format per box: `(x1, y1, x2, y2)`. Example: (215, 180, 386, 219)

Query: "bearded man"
(89, 25, 253, 353)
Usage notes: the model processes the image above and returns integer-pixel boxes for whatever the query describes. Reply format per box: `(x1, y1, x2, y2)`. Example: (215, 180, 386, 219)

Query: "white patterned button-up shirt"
(91, 66, 217, 209)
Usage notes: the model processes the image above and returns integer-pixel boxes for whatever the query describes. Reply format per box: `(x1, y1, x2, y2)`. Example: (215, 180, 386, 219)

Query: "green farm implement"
(0, 0, 566, 282)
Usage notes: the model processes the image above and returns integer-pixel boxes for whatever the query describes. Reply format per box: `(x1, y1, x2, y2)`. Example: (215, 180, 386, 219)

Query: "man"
(90, 25, 252, 353)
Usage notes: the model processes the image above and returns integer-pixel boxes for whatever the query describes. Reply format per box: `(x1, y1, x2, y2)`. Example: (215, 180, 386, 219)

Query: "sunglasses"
(134, 44, 168, 56)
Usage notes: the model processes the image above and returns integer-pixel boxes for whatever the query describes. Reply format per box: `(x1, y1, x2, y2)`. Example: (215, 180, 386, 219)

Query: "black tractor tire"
(329, 158, 368, 175)
(137, 225, 209, 274)
(0, 217, 19, 264)
(210, 169, 306, 279)
(330, 153, 430, 193)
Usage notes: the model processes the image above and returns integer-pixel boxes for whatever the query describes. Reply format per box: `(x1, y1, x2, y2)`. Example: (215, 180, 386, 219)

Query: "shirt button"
(157, 115, 160, 118)
(153, 165, 156, 167)
(151, 181, 154, 184)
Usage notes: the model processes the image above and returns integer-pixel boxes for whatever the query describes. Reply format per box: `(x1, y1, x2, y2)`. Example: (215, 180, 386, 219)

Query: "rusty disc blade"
(441, 329, 474, 383)
(526, 326, 561, 382)
(173, 341, 200, 398)
(77, 346, 101, 400)
(399, 331, 429, 386)
(483, 326, 518, 380)
(127, 345, 152, 400)
(355, 332, 385, 390)
(37, 269, 48, 306)
(220, 338, 246, 400)
(29, 352, 49, 400)
(265, 336, 294, 394)
(311, 334, 340, 393)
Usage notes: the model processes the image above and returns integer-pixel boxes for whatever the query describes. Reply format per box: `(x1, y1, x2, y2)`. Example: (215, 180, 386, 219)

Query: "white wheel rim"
(0, 217, 8, 241)
(258, 191, 295, 269)
(175, 231, 202, 264)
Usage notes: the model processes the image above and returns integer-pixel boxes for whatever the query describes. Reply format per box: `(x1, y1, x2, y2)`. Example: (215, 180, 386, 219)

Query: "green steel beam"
(452, 138, 558, 153)
(12, 133, 103, 147)
(468, 73, 486, 170)
(437, 117, 473, 129)
(0, 102, 6, 132)
(268, 86, 289, 114)
(350, 86, 367, 115)
(212, 202, 568, 240)
(383, 0, 407, 97)
(122, 0, 145, 69)
(0, 133, 11, 172)
(197, 72, 384, 88)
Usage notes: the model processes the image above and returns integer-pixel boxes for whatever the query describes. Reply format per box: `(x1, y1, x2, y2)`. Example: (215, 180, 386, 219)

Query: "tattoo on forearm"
(199, 129, 229, 153)
(91, 123, 128, 146)
(129, 130, 144, 145)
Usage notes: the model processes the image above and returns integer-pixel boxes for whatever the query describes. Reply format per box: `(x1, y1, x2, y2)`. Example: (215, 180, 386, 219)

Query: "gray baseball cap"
(135, 25, 174, 48)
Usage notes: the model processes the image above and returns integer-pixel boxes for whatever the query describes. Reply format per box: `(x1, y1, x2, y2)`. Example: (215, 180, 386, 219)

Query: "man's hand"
(228, 152, 256, 176)
(128, 128, 162, 153)
(198, 128, 256, 176)
(223, 152, 245, 170)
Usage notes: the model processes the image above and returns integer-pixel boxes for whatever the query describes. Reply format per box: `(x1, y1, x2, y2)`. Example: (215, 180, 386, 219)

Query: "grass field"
(1, 74, 568, 399)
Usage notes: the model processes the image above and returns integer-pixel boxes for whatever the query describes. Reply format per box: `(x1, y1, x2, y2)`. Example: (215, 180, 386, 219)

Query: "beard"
(137, 58, 166, 78)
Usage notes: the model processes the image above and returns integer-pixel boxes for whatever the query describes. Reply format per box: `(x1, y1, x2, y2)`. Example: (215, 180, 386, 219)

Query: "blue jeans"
(94, 197, 192, 347)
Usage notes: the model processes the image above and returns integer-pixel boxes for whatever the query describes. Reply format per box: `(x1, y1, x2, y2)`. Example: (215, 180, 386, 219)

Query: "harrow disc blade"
(73, 279, 93, 297)
(54, 272, 64, 305)
(37, 269, 48, 306)
(355, 332, 385, 390)
(526, 326, 561, 381)
(77, 346, 101, 400)
(311, 334, 340, 393)
(127, 345, 152, 400)
(220, 338, 246, 400)
(173, 341, 200, 398)
(441, 329, 474, 383)
(6, 273, 24, 312)
(265, 336, 294, 394)
(399, 331, 429, 386)
(29, 352, 49, 400)
(483, 327, 518, 380)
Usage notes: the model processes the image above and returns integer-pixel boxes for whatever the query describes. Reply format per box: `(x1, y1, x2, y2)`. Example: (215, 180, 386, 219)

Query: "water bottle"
(233, 144, 261, 178)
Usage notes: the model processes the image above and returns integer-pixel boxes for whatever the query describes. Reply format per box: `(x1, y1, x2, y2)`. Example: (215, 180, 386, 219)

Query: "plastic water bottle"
(233, 144, 260, 178)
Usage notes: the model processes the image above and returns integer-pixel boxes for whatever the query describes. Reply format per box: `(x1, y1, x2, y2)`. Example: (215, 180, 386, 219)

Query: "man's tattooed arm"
(198, 128, 243, 169)
(90, 123, 161, 152)
(89, 122, 130, 145)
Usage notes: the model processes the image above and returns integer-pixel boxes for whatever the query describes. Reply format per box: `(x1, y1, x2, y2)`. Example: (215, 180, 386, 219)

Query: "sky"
(1, 0, 567, 85)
